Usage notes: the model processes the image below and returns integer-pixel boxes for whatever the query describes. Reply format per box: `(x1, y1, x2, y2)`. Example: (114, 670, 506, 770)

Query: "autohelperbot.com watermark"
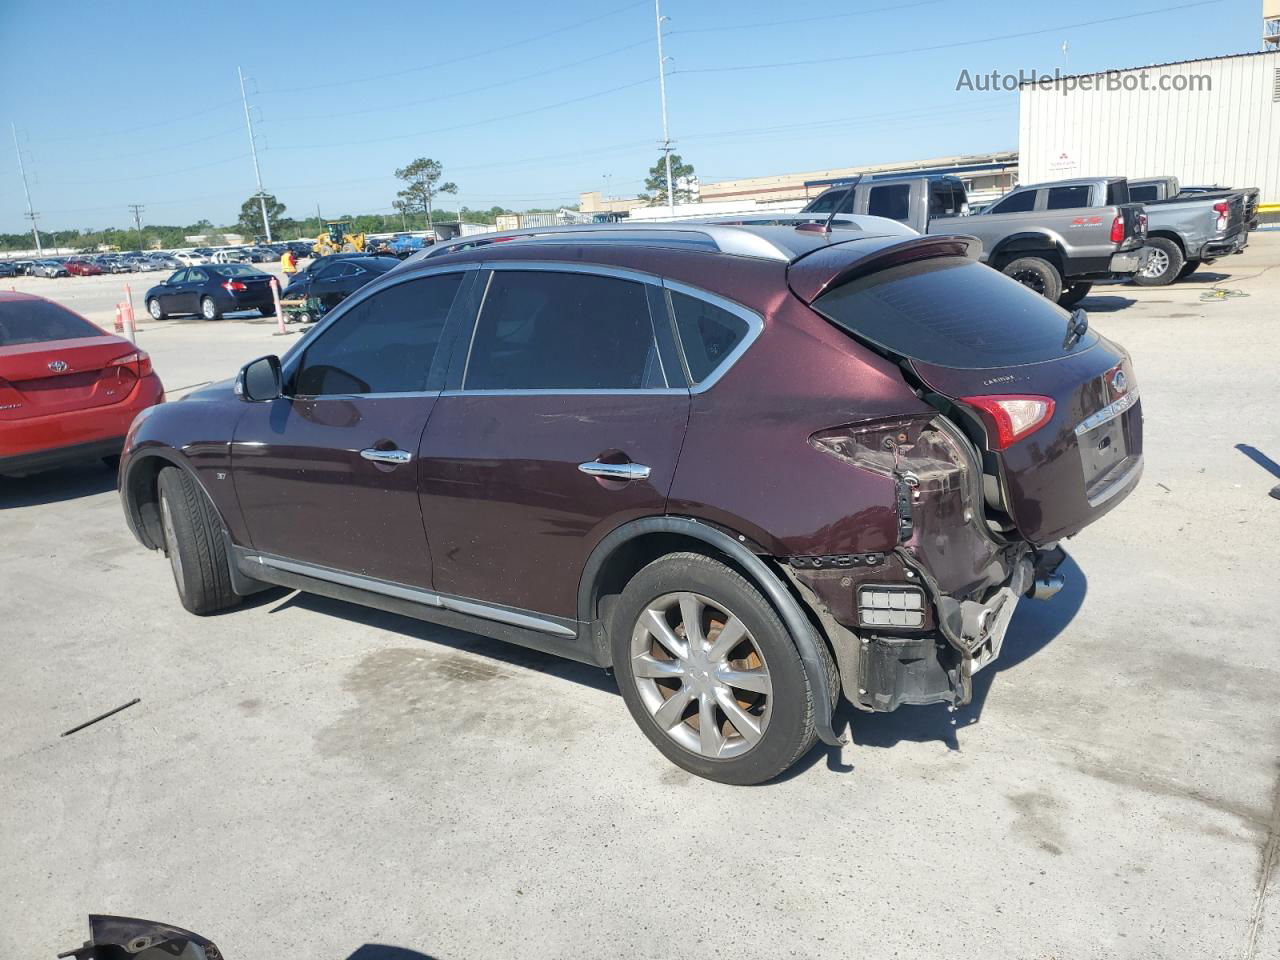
(956, 68, 1212, 96)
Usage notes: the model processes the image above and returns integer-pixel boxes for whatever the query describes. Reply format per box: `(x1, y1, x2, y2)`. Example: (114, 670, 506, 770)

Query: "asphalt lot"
(3, 236, 1279, 959)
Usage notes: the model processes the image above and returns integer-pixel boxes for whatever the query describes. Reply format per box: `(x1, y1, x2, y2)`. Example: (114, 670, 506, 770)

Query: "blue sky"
(0, 0, 1259, 232)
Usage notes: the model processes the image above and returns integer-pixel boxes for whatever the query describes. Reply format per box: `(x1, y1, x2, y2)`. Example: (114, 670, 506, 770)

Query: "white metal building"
(1018, 51, 1280, 203)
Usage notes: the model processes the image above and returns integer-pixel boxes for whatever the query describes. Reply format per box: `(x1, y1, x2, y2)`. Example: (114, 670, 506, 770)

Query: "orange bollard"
(122, 300, 137, 342)
(114, 304, 124, 334)
(270, 277, 292, 336)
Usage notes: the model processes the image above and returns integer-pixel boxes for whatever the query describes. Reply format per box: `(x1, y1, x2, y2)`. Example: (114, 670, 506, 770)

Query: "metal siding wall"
(1018, 53, 1280, 202)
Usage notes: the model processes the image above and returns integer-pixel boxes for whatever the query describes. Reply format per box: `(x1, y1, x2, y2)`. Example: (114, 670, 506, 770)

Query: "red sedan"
(0, 292, 164, 475)
(65, 259, 103, 277)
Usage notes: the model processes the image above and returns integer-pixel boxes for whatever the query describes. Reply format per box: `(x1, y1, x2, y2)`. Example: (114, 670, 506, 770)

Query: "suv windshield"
(0, 299, 102, 345)
(812, 255, 1098, 368)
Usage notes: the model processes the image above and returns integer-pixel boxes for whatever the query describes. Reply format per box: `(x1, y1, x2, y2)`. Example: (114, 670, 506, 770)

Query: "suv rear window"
(811, 256, 1098, 369)
(0, 300, 101, 345)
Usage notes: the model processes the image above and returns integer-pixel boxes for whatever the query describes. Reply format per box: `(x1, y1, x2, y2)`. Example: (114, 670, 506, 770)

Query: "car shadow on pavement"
(1076, 295, 1136, 313)
(345, 946, 439, 960)
(779, 553, 1088, 780)
(0, 461, 117, 508)
(270, 590, 618, 695)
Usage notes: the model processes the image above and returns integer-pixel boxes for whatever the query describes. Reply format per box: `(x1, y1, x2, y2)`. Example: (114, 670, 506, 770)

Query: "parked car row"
(799, 172, 1255, 301)
(0, 241, 316, 279)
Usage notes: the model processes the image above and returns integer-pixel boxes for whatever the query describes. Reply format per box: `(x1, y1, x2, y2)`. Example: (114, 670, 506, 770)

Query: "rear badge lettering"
(48, 360, 69, 372)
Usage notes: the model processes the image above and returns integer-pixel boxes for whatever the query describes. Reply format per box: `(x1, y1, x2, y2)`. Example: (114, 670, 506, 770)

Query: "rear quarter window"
(669, 290, 751, 384)
(812, 256, 1098, 369)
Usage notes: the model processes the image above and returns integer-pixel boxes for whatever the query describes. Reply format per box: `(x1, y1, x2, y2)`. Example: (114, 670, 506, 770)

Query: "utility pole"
(11, 122, 42, 254)
(128, 203, 145, 250)
(654, 0, 675, 215)
(237, 65, 273, 243)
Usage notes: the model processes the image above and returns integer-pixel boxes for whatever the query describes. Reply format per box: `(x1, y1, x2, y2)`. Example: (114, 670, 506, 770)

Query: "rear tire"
(1002, 257, 1062, 302)
(1133, 237, 1184, 287)
(610, 552, 827, 785)
(200, 296, 221, 321)
(157, 467, 240, 616)
(1057, 282, 1093, 308)
(1176, 259, 1201, 281)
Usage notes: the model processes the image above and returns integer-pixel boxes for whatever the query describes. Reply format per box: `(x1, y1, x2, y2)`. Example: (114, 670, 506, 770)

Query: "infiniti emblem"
(48, 360, 69, 373)
(1111, 370, 1127, 394)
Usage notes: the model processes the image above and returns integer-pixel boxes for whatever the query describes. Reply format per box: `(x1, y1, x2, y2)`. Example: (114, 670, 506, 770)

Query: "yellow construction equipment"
(312, 220, 365, 256)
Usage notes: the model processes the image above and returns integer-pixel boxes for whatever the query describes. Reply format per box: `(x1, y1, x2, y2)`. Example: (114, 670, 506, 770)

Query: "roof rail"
(412, 217, 910, 265)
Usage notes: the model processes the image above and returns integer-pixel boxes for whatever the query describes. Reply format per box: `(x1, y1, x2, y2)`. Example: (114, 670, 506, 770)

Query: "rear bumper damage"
(785, 544, 1066, 713)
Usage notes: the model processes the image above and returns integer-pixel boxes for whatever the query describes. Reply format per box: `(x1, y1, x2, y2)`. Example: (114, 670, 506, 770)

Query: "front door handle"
(360, 448, 413, 465)
(578, 460, 651, 482)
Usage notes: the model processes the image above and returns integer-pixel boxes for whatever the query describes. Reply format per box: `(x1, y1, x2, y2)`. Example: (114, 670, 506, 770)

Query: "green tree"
(236, 194, 288, 241)
(642, 153, 697, 205)
(394, 158, 457, 231)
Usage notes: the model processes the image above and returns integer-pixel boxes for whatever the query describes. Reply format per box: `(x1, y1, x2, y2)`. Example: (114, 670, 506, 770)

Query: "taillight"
(1213, 201, 1229, 231)
(810, 416, 937, 477)
(1109, 215, 1125, 244)
(223, 280, 247, 292)
(958, 395, 1055, 451)
(108, 350, 153, 377)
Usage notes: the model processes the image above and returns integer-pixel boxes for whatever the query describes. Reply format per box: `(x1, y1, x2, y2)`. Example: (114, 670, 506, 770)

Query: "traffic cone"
(114, 304, 124, 334)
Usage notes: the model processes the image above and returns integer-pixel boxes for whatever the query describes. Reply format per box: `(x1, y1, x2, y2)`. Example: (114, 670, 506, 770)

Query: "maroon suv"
(119, 221, 1142, 784)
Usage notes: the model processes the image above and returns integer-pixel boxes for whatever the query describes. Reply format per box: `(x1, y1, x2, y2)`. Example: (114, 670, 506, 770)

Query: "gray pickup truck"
(802, 175, 1149, 306)
(1127, 176, 1252, 284)
(1131, 176, 1261, 231)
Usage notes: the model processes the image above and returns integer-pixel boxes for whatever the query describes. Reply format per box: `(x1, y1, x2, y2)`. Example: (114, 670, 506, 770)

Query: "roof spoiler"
(787, 234, 981, 304)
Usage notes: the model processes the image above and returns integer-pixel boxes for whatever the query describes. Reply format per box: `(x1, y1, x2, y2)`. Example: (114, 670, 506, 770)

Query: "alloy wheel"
(1142, 248, 1169, 279)
(1011, 269, 1047, 295)
(630, 591, 773, 760)
(201, 298, 217, 320)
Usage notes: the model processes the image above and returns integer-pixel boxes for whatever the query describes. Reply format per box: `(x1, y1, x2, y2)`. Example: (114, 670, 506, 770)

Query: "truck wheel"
(1133, 237, 1183, 287)
(610, 552, 831, 785)
(1176, 259, 1201, 281)
(156, 467, 240, 616)
(1002, 257, 1062, 302)
(1057, 282, 1093, 308)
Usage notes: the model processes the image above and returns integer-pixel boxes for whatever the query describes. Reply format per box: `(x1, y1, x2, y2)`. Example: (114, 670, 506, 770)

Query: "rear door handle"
(360, 448, 413, 465)
(578, 460, 651, 481)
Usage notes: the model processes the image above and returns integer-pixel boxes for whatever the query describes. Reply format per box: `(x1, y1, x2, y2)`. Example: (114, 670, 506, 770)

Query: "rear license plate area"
(1078, 415, 1131, 497)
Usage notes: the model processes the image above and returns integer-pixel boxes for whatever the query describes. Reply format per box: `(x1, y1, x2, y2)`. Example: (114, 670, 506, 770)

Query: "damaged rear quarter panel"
(666, 295, 932, 557)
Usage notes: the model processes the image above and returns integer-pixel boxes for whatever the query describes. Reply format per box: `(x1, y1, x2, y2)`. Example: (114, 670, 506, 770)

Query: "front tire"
(147, 298, 166, 320)
(611, 552, 825, 785)
(1133, 237, 1184, 287)
(1002, 256, 1062, 302)
(200, 296, 221, 321)
(157, 467, 240, 616)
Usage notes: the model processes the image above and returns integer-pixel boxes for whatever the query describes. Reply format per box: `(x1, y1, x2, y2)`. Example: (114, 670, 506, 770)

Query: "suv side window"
(669, 290, 750, 384)
(292, 272, 463, 396)
(989, 190, 1036, 214)
(464, 270, 664, 391)
(1046, 185, 1091, 210)
(867, 183, 911, 221)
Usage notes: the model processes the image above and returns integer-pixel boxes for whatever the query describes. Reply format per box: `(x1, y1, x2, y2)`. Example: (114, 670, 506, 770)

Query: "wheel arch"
(1146, 229, 1187, 255)
(578, 516, 845, 747)
(988, 232, 1065, 271)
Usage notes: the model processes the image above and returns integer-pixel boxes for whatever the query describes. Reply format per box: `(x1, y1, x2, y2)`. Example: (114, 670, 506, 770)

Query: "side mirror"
(235, 355, 282, 402)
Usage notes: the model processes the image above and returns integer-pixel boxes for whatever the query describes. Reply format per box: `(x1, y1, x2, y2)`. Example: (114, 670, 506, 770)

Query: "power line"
(261, 0, 649, 96)
(669, 0, 1223, 74)
(25, 99, 241, 145)
(669, 0, 943, 35)
(283, 37, 654, 126)
(274, 77, 655, 152)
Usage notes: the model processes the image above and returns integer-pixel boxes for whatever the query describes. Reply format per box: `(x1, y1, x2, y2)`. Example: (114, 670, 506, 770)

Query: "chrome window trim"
(281, 263, 478, 398)
(244, 553, 578, 638)
(455, 260, 674, 395)
(661, 278, 765, 395)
